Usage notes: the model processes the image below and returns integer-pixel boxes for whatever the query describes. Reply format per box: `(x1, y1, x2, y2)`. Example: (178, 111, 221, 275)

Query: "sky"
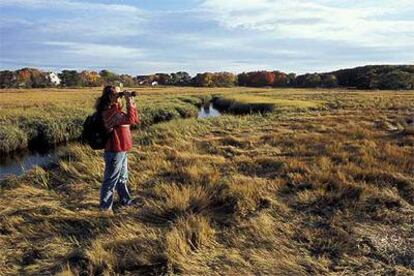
(0, 0, 413, 75)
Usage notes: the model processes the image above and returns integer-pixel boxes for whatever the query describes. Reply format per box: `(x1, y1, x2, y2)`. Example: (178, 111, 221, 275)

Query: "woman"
(95, 85, 139, 212)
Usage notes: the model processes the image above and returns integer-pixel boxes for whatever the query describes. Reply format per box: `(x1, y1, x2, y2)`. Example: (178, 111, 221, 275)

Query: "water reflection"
(197, 103, 221, 119)
(0, 149, 57, 180)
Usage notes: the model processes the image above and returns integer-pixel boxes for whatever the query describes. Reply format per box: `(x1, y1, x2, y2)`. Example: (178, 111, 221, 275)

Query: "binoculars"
(117, 91, 137, 98)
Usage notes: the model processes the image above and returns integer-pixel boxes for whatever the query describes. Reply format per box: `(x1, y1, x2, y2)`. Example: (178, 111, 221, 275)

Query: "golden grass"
(218, 94, 322, 109)
(0, 87, 413, 274)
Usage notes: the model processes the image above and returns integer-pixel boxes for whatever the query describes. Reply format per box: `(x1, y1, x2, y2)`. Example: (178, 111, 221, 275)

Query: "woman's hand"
(125, 95, 135, 107)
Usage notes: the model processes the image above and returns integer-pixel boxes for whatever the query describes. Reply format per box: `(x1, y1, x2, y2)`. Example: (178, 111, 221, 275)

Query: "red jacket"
(102, 102, 139, 152)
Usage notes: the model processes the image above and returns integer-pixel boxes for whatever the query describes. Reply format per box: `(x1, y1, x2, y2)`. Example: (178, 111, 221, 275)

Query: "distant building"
(136, 75, 159, 86)
(48, 72, 61, 86)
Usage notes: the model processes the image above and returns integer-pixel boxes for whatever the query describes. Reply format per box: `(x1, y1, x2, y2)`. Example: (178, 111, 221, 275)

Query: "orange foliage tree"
(14, 68, 48, 88)
(80, 71, 103, 87)
(193, 72, 215, 87)
(193, 72, 237, 87)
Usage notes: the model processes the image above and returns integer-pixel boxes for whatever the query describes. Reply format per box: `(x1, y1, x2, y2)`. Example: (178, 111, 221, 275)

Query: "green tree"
(119, 74, 136, 87)
(321, 74, 338, 88)
(237, 72, 249, 86)
(170, 72, 192, 86)
(379, 70, 414, 90)
(0, 70, 16, 88)
(99, 70, 120, 85)
(155, 73, 171, 85)
(59, 70, 82, 87)
(296, 73, 322, 88)
(286, 73, 296, 87)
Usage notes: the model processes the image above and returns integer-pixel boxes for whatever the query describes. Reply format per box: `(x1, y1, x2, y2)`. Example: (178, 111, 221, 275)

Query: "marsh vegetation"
(0, 87, 413, 275)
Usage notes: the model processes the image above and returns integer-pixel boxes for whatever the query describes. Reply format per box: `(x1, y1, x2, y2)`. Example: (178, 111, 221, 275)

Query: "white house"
(47, 72, 61, 86)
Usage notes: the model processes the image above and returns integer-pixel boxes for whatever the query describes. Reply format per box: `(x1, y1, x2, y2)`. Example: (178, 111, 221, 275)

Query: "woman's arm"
(125, 97, 139, 125)
(103, 99, 139, 130)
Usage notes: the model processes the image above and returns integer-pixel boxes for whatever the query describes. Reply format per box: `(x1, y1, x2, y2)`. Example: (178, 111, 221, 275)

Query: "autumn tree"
(79, 71, 102, 87)
(13, 68, 49, 88)
(192, 72, 214, 87)
(15, 68, 32, 87)
(273, 71, 288, 87)
(213, 72, 237, 87)
(241, 71, 276, 87)
(30, 69, 47, 88)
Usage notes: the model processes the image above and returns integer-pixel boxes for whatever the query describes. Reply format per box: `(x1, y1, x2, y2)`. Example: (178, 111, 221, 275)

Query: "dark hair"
(95, 85, 116, 112)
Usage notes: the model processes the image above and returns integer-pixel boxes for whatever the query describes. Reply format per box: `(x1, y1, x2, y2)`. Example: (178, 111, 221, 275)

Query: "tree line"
(1, 65, 413, 90)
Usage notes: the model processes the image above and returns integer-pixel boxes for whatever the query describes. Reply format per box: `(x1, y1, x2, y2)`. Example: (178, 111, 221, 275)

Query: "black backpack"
(81, 112, 110, 150)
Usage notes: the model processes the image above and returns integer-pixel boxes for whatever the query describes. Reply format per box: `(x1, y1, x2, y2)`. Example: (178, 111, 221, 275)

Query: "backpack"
(81, 112, 111, 150)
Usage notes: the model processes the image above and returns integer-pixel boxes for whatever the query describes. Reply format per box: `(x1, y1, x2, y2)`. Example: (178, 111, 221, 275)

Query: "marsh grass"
(0, 88, 414, 274)
(0, 88, 202, 154)
(212, 94, 323, 114)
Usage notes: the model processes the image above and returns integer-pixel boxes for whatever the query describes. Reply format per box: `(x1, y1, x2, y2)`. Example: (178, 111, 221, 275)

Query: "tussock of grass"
(0, 125, 28, 152)
(165, 215, 216, 273)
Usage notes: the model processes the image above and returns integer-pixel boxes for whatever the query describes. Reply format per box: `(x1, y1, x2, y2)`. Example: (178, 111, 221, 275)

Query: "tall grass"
(0, 88, 413, 274)
(0, 88, 203, 153)
(212, 94, 323, 114)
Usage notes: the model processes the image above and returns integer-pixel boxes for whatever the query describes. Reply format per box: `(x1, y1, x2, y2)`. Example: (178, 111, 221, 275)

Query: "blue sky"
(0, 0, 413, 75)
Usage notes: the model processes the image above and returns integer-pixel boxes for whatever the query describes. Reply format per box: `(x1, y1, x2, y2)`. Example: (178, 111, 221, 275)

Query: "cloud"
(43, 41, 145, 59)
(0, 0, 146, 38)
(200, 0, 414, 47)
(0, 0, 142, 13)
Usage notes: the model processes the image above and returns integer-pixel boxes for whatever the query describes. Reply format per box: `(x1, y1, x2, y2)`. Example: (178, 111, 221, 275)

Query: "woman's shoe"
(121, 197, 143, 207)
(121, 198, 133, 206)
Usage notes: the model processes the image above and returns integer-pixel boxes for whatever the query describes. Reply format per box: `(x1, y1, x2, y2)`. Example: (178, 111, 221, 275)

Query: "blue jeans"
(100, 151, 132, 210)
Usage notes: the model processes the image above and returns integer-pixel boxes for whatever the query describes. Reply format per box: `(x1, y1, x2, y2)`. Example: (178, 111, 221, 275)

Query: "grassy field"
(0, 87, 414, 275)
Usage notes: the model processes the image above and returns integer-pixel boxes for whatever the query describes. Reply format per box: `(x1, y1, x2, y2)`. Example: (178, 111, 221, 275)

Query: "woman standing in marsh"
(95, 85, 139, 213)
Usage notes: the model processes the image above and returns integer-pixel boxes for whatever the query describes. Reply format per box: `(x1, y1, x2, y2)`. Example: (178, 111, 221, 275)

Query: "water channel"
(197, 103, 221, 119)
(0, 149, 58, 180)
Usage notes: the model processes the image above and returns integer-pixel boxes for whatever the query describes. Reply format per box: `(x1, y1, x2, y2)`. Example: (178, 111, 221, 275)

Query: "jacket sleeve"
(103, 103, 139, 130)
(127, 102, 139, 126)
